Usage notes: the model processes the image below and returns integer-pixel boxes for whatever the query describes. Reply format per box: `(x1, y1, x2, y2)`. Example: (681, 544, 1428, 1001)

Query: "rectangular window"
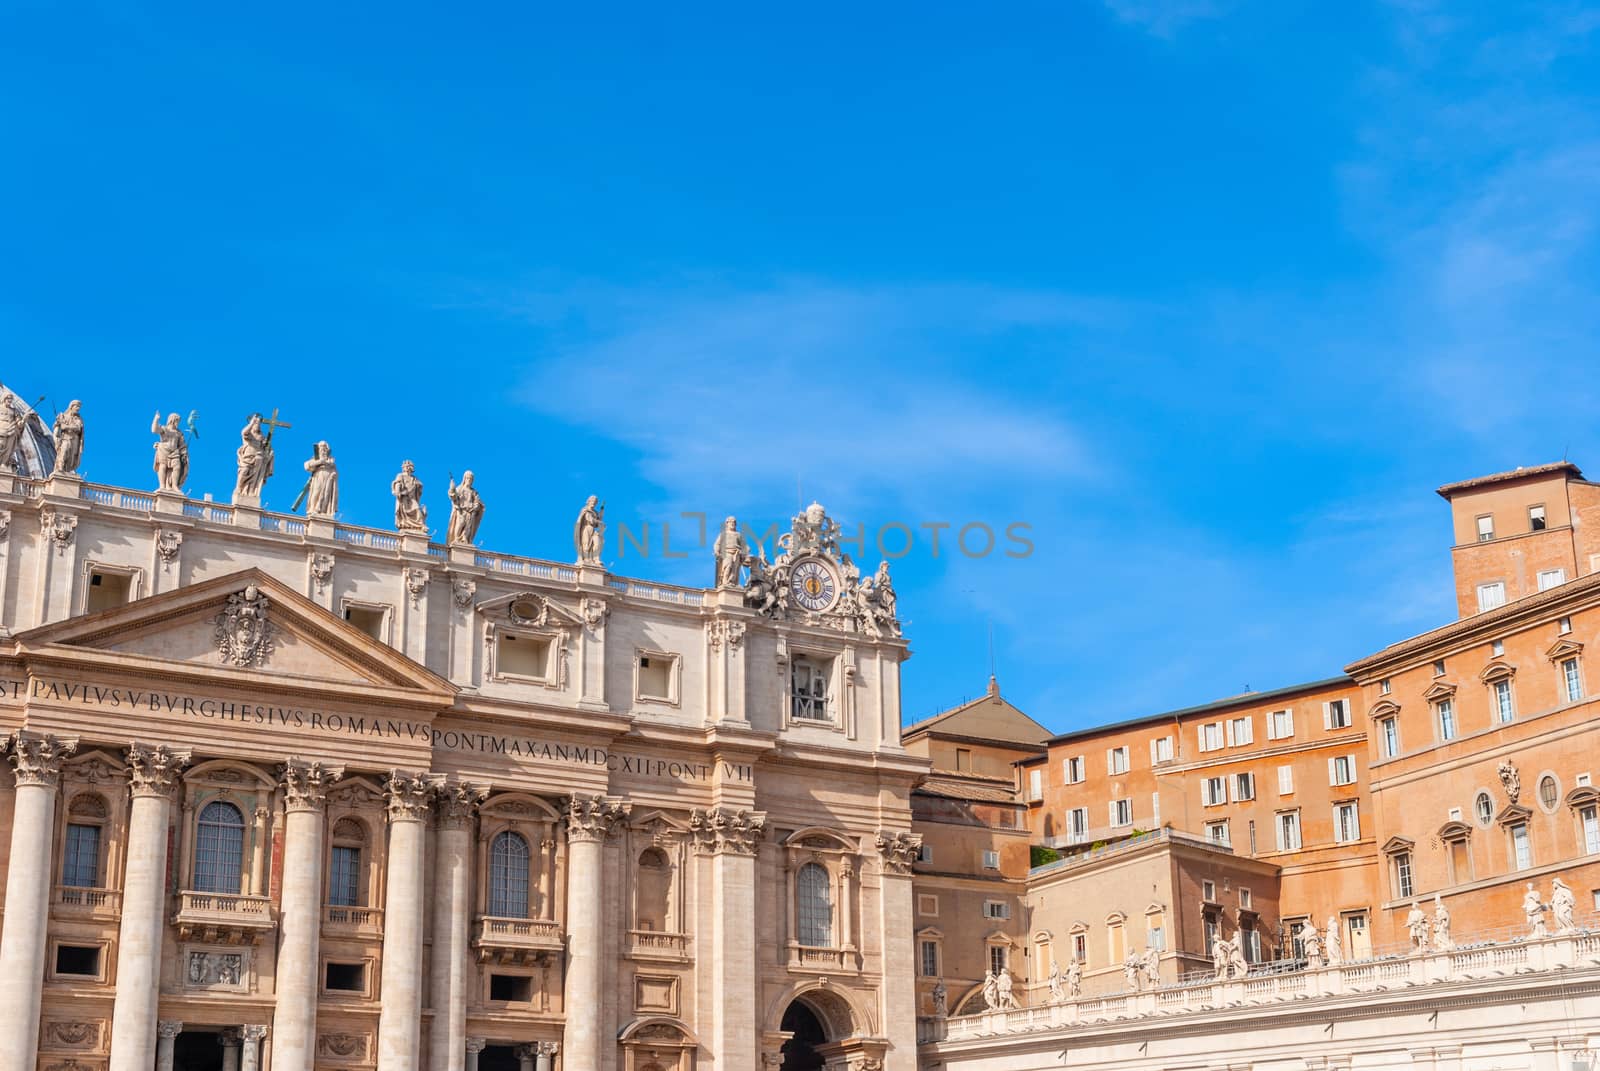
(1245, 927, 1261, 963)
(1492, 640, 1504, 656)
(1151, 735, 1174, 764)
(1476, 514, 1495, 542)
(61, 823, 101, 889)
(955, 748, 972, 772)
(919, 940, 940, 977)
(1448, 839, 1470, 884)
(1107, 923, 1125, 965)
(1286, 917, 1309, 960)
(1277, 766, 1294, 795)
(1511, 822, 1533, 870)
(636, 652, 677, 701)
(343, 603, 389, 643)
(1276, 810, 1302, 851)
(1204, 914, 1218, 953)
(1538, 567, 1566, 591)
(329, 845, 361, 907)
(1027, 768, 1042, 801)
(488, 974, 532, 1002)
(1238, 886, 1253, 909)
(1267, 709, 1294, 740)
(1199, 722, 1224, 752)
(988, 945, 1008, 976)
(1107, 746, 1130, 775)
(982, 850, 1000, 870)
(1203, 776, 1227, 806)
(791, 656, 833, 721)
(1205, 820, 1230, 845)
(1234, 772, 1255, 801)
(982, 900, 1011, 920)
(1147, 915, 1166, 951)
(1582, 806, 1600, 855)
(1561, 616, 1574, 635)
(1072, 932, 1088, 963)
(1068, 807, 1089, 842)
(1477, 582, 1507, 612)
(496, 631, 552, 680)
(1379, 717, 1399, 758)
(1494, 679, 1515, 723)
(1329, 755, 1357, 786)
(54, 945, 101, 977)
(325, 961, 366, 992)
(1564, 658, 1584, 702)
(916, 843, 933, 864)
(1202, 879, 1217, 902)
(1394, 851, 1414, 898)
(1530, 504, 1547, 531)
(1437, 699, 1457, 741)
(1063, 756, 1085, 784)
(85, 569, 134, 614)
(1110, 798, 1133, 827)
(1334, 802, 1360, 843)
(1227, 716, 1253, 746)
(1324, 699, 1352, 730)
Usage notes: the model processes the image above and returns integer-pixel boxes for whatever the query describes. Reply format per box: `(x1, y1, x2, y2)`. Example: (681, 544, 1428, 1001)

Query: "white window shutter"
(1197, 725, 1207, 753)
(1106, 748, 1114, 774)
(1149, 738, 1158, 764)
(1274, 817, 1285, 851)
(1241, 719, 1252, 745)
(1265, 714, 1277, 741)
(1151, 791, 1160, 824)
(1286, 710, 1295, 736)
(1328, 757, 1337, 785)
(1108, 801, 1117, 826)
(1225, 720, 1235, 747)
(1323, 702, 1332, 730)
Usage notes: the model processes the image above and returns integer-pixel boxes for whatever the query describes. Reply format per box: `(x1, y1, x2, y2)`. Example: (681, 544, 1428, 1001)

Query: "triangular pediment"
(1545, 638, 1584, 662)
(1421, 681, 1456, 702)
(13, 568, 456, 700)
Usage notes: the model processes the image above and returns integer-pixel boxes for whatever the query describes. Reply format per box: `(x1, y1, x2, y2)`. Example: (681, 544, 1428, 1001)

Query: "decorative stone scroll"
(310, 552, 334, 593)
(384, 770, 437, 822)
(215, 585, 274, 668)
(404, 566, 430, 609)
(1498, 760, 1521, 805)
(126, 742, 190, 798)
(6, 733, 79, 787)
(281, 760, 343, 812)
(452, 577, 477, 609)
(875, 829, 923, 875)
(435, 779, 490, 829)
(156, 530, 183, 571)
(564, 794, 631, 842)
(42, 510, 78, 556)
(707, 619, 747, 651)
(689, 806, 768, 855)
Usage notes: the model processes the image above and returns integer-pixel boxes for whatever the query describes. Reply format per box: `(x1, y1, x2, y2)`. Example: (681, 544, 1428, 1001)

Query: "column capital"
(515, 1044, 536, 1061)
(762, 1054, 784, 1069)
(126, 741, 191, 798)
(437, 779, 490, 829)
(875, 829, 922, 875)
(537, 1041, 561, 1057)
(219, 1028, 243, 1046)
(466, 1037, 488, 1055)
(6, 732, 78, 787)
(564, 794, 630, 842)
(690, 806, 768, 855)
(242, 1025, 269, 1043)
(385, 769, 438, 822)
(158, 1020, 184, 1040)
(281, 759, 344, 811)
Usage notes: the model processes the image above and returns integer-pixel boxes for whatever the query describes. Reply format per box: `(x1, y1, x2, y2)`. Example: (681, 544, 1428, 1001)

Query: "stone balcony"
(53, 885, 121, 920)
(787, 943, 860, 973)
(323, 905, 384, 939)
(173, 890, 276, 945)
(473, 915, 564, 966)
(628, 929, 691, 963)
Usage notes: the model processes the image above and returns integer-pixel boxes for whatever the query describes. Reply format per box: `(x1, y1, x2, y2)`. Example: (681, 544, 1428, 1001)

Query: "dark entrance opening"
(481, 1044, 521, 1071)
(173, 1030, 225, 1071)
(779, 1001, 828, 1071)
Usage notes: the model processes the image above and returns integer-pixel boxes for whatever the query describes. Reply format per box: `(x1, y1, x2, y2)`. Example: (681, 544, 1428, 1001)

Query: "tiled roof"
(916, 773, 1020, 804)
(1435, 462, 1581, 498)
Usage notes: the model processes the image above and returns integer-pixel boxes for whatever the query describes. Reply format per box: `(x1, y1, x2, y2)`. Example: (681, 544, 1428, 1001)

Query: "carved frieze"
(43, 1021, 101, 1050)
(185, 950, 245, 988)
(317, 1033, 369, 1061)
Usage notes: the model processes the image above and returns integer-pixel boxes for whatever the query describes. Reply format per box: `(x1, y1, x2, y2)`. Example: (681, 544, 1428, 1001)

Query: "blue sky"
(6, 1, 1600, 730)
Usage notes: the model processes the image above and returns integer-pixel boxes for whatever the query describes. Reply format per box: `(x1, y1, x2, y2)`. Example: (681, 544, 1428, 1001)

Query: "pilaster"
(875, 829, 922, 1071)
(692, 806, 767, 1071)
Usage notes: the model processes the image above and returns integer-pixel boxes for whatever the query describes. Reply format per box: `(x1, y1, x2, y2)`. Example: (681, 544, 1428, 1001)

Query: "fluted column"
(875, 830, 922, 1071)
(272, 760, 343, 1071)
(535, 1041, 560, 1071)
(0, 733, 78, 1071)
(156, 1020, 183, 1071)
(562, 795, 630, 1071)
(690, 807, 766, 1071)
(429, 781, 488, 1071)
(377, 771, 436, 1071)
(220, 1028, 243, 1071)
(240, 1025, 268, 1071)
(108, 743, 191, 1071)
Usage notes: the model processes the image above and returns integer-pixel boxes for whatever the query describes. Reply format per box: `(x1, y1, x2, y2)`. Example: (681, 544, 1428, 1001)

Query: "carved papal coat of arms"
(215, 585, 274, 667)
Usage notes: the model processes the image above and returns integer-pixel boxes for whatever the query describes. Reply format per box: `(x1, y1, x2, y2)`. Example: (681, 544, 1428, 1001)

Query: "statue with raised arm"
(713, 516, 747, 588)
(1067, 956, 1082, 997)
(1046, 960, 1064, 1003)
(575, 495, 605, 564)
(1524, 882, 1547, 938)
(0, 395, 25, 472)
(1432, 895, 1453, 951)
(233, 412, 274, 500)
(1552, 877, 1576, 934)
(302, 441, 338, 516)
(447, 471, 485, 545)
(1406, 901, 1430, 951)
(391, 460, 427, 532)
(151, 411, 189, 492)
(51, 400, 84, 475)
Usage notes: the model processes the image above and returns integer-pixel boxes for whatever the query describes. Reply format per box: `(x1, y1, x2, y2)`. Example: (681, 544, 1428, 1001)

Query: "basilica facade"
(0, 391, 923, 1071)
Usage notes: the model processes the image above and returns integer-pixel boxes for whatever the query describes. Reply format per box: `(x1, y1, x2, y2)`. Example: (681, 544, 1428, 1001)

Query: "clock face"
(789, 558, 838, 612)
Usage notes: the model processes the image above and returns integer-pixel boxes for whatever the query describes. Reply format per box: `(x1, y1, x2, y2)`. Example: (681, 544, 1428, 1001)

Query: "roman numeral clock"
(788, 557, 839, 613)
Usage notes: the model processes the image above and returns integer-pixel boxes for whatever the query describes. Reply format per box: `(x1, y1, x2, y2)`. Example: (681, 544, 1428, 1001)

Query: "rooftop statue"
(713, 516, 747, 588)
(233, 412, 276, 502)
(447, 471, 485, 546)
(151, 411, 189, 492)
(0, 395, 26, 473)
(297, 441, 338, 517)
(391, 460, 427, 532)
(51, 400, 83, 475)
(575, 496, 605, 564)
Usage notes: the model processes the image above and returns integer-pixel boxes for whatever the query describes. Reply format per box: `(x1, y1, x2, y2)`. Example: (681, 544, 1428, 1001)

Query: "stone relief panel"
(185, 948, 248, 991)
(42, 1020, 103, 1052)
(316, 1032, 371, 1064)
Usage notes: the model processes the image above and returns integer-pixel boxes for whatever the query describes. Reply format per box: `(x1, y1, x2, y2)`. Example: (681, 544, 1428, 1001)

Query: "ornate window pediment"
(1421, 681, 1457, 702)
(1369, 698, 1402, 720)
(1437, 820, 1472, 842)
(1546, 638, 1584, 663)
(921, 926, 946, 940)
(783, 827, 856, 853)
(475, 590, 583, 629)
(1105, 910, 1127, 926)
(1566, 785, 1600, 808)
(1381, 835, 1415, 855)
(1478, 659, 1517, 684)
(1495, 802, 1534, 827)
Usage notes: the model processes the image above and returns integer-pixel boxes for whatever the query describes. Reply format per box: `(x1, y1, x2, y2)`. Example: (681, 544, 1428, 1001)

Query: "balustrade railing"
(53, 885, 121, 914)
(323, 905, 384, 935)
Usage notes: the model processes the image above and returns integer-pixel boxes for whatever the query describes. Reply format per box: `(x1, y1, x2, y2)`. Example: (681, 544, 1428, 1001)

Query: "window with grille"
(194, 801, 245, 894)
(796, 863, 833, 947)
(791, 657, 832, 722)
(489, 831, 532, 918)
(1475, 791, 1494, 826)
(329, 845, 362, 907)
(1564, 658, 1584, 702)
(919, 940, 939, 976)
(1437, 699, 1457, 741)
(62, 823, 101, 888)
(1394, 851, 1413, 898)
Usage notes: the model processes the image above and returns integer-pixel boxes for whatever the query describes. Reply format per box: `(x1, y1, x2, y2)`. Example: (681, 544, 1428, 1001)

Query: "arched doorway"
(779, 1001, 828, 1071)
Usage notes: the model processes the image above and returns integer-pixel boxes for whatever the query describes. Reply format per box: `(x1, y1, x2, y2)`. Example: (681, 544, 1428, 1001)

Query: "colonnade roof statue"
(0, 384, 59, 478)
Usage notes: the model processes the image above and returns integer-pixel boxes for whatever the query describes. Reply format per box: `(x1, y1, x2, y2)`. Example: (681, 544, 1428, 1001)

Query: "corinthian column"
(0, 733, 77, 1071)
(376, 771, 436, 1071)
(428, 781, 488, 1071)
(108, 743, 191, 1071)
(272, 760, 343, 1071)
(690, 807, 766, 1071)
(876, 830, 922, 1071)
(561, 795, 630, 1071)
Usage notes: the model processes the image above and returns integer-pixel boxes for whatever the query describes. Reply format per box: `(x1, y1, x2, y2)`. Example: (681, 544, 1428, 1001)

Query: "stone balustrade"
(627, 929, 691, 961)
(53, 884, 122, 917)
(472, 916, 564, 965)
(322, 904, 384, 937)
(174, 890, 276, 944)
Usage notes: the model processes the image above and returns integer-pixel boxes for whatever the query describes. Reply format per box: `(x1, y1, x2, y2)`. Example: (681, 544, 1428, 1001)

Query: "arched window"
(489, 831, 531, 918)
(635, 847, 672, 932)
(796, 862, 833, 947)
(61, 793, 108, 889)
(328, 818, 367, 907)
(194, 801, 245, 894)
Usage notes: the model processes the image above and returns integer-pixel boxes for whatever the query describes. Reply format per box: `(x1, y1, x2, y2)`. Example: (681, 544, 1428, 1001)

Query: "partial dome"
(0, 383, 59, 478)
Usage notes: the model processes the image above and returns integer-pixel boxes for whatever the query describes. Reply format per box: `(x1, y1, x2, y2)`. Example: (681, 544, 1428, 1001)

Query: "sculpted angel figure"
(391, 460, 427, 532)
(1432, 895, 1453, 951)
(151, 411, 189, 492)
(575, 495, 605, 563)
(713, 516, 747, 588)
(1405, 901, 1430, 951)
(233, 413, 274, 500)
(302, 441, 338, 516)
(447, 471, 485, 545)
(1524, 882, 1547, 938)
(0, 395, 25, 471)
(1552, 877, 1576, 934)
(52, 400, 84, 474)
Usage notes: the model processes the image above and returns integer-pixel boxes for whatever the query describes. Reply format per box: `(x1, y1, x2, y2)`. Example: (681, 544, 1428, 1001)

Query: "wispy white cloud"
(1101, 0, 1230, 38)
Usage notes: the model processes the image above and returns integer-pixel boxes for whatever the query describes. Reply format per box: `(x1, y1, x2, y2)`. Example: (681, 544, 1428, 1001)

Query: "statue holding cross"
(232, 408, 289, 504)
